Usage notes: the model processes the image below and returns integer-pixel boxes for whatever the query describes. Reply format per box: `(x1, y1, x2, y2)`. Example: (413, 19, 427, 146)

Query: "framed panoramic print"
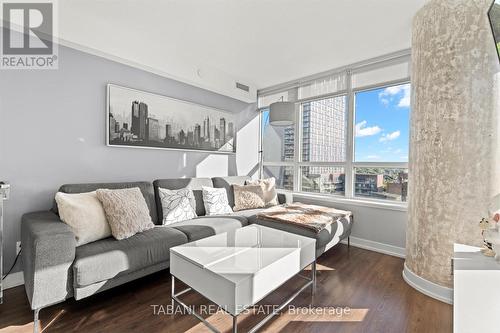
(489, 0, 500, 63)
(106, 84, 237, 153)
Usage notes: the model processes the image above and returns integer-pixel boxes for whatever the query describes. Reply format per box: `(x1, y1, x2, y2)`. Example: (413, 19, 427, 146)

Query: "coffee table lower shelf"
(171, 262, 316, 333)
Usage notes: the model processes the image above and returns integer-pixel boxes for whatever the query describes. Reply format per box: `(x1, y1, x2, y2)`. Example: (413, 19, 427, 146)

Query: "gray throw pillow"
(96, 187, 154, 240)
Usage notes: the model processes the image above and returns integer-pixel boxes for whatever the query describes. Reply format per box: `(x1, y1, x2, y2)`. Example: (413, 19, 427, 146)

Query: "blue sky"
(354, 83, 410, 162)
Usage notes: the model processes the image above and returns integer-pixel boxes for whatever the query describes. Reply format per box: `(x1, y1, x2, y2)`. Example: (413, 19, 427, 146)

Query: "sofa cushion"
(53, 181, 158, 224)
(212, 176, 251, 208)
(169, 215, 248, 242)
(73, 226, 187, 287)
(55, 191, 111, 246)
(251, 215, 350, 250)
(231, 207, 267, 222)
(154, 178, 213, 217)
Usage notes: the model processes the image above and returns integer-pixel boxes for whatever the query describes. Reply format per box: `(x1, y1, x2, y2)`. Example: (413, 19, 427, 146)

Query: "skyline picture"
(107, 84, 236, 153)
(489, 0, 500, 62)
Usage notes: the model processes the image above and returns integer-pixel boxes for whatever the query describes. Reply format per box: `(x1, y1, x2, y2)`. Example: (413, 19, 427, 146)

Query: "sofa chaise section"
(211, 176, 353, 257)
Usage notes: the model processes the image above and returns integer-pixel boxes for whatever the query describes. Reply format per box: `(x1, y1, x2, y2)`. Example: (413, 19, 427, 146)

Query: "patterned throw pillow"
(246, 177, 279, 206)
(96, 187, 155, 240)
(232, 184, 266, 212)
(202, 186, 233, 215)
(158, 188, 197, 225)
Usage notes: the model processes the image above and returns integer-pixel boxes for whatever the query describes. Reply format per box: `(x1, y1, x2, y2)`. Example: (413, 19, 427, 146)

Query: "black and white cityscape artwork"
(107, 84, 236, 153)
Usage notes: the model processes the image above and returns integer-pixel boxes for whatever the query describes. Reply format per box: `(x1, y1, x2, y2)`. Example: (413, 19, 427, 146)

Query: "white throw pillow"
(202, 186, 233, 215)
(55, 191, 111, 246)
(247, 177, 279, 206)
(158, 187, 197, 225)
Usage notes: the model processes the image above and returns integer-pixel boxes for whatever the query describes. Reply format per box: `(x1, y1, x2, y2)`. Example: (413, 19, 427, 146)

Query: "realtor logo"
(1, 0, 58, 69)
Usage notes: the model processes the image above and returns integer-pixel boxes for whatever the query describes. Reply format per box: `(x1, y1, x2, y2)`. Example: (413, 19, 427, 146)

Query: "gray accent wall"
(0, 44, 256, 273)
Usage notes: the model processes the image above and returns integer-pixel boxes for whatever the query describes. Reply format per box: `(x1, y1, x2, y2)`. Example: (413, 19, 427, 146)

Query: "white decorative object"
(158, 188, 197, 225)
(55, 191, 111, 246)
(170, 224, 316, 332)
(201, 186, 233, 215)
(484, 224, 500, 261)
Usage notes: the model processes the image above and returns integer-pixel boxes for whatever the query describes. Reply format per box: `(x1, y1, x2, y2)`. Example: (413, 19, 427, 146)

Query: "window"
(261, 110, 294, 190)
(354, 84, 410, 162)
(258, 55, 411, 205)
(301, 97, 347, 163)
(299, 96, 347, 195)
(261, 110, 294, 162)
(301, 166, 345, 195)
(353, 83, 410, 202)
(263, 165, 294, 191)
(354, 167, 408, 202)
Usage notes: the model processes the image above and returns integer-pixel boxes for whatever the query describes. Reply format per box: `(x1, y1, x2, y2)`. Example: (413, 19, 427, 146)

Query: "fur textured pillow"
(96, 187, 154, 240)
(158, 187, 197, 225)
(202, 186, 233, 215)
(246, 177, 279, 206)
(232, 184, 266, 212)
(55, 191, 111, 246)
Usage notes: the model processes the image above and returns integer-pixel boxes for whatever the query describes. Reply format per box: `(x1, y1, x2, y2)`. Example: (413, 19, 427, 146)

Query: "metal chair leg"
(348, 236, 350, 248)
(33, 308, 40, 333)
(232, 315, 237, 333)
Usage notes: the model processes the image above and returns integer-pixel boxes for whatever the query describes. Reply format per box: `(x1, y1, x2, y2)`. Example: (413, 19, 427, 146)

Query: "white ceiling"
(58, 0, 425, 93)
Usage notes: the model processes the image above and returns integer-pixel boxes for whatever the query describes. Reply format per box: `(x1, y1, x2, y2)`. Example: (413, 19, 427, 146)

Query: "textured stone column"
(406, 0, 500, 290)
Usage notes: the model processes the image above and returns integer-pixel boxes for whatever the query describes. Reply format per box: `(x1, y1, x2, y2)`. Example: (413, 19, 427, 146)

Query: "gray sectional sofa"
(21, 175, 352, 324)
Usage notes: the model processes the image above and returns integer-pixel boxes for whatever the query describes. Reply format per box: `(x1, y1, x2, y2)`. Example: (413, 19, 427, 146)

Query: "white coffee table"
(170, 224, 317, 333)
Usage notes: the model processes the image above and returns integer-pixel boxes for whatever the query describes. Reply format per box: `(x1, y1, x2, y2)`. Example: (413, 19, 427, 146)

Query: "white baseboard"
(341, 236, 406, 258)
(402, 263, 453, 304)
(3, 271, 24, 290)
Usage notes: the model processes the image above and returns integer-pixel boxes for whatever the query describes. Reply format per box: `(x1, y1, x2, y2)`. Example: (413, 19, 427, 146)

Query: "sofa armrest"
(277, 191, 293, 204)
(21, 211, 76, 310)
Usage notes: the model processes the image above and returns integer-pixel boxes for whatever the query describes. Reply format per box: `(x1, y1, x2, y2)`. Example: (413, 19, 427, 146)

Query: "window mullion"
(294, 101, 301, 192)
(345, 70, 355, 199)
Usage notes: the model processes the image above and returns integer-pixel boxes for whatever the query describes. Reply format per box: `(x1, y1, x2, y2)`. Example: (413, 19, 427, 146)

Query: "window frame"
(260, 74, 410, 208)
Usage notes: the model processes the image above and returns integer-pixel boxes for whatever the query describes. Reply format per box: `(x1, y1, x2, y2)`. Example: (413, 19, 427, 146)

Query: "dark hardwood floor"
(0, 245, 452, 333)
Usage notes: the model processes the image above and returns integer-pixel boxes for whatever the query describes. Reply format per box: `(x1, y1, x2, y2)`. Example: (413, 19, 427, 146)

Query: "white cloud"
(379, 130, 401, 142)
(378, 84, 411, 108)
(365, 155, 381, 160)
(355, 120, 382, 137)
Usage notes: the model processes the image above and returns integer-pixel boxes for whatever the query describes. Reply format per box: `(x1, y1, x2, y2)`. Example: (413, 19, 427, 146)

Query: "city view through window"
(261, 82, 410, 202)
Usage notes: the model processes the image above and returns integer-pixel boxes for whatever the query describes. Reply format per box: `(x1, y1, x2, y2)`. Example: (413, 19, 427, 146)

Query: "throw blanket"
(257, 202, 352, 233)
